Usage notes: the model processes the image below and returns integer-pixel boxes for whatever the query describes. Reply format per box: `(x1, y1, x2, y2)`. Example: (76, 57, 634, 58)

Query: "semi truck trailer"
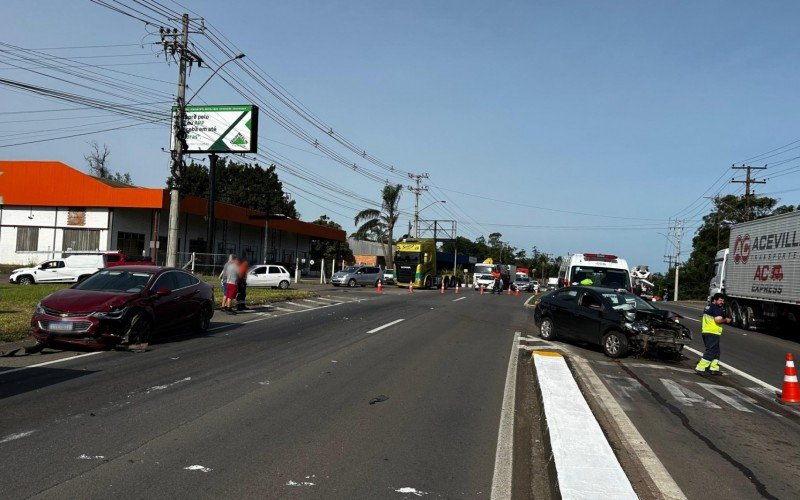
(709, 211, 800, 330)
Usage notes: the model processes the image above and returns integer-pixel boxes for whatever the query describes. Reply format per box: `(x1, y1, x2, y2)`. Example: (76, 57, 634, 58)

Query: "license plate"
(48, 322, 73, 332)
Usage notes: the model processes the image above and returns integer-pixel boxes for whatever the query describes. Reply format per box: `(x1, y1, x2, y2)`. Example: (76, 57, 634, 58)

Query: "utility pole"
(663, 218, 684, 301)
(159, 14, 203, 267)
(408, 173, 429, 237)
(731, 164, 767, 221)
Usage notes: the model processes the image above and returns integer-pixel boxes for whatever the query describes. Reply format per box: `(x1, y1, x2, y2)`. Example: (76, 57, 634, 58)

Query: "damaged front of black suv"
(622, 308, 692, 356)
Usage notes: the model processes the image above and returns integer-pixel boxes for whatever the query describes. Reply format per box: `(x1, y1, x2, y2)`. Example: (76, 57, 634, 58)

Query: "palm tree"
(354, 184, 403, 270)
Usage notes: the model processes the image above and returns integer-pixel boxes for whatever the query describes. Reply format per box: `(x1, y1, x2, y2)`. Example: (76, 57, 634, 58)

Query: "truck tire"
(424, 276, 433, 289)
(741, 305, 753, 330)
(730, 300, 742, 328)
(17, 275, 34, 285)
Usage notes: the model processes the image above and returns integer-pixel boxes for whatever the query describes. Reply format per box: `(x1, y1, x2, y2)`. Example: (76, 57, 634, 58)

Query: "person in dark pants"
(696, 293, 731, 375)
(236, 259, 249, 311)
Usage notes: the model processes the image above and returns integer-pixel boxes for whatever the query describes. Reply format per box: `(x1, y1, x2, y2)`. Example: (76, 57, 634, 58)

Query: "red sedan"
(31, 266, 214, 351)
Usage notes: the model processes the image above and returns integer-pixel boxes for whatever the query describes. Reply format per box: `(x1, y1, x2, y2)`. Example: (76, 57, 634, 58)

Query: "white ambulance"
(557, 253, 632, 291)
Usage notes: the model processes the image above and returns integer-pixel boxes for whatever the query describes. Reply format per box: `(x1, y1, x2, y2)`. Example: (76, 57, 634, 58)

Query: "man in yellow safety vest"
(695, 293, 731, 375)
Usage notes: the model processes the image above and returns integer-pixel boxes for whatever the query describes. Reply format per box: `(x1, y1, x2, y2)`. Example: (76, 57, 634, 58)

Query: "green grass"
(0, 282, 314, 344)
(0, 283, 70, 343)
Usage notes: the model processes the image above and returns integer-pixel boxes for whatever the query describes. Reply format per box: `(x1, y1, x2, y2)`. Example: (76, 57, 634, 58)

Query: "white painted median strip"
(533, 351, 637, 499)
(0, 430, 36, 444)
(0, 351, 104, 378)
(490, 331, 520, 500)
(452, 297, 466, 302)
(366, 319, 405, 333)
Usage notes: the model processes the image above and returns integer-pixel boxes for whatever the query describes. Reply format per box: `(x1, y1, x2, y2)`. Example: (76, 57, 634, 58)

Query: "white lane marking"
(697, 383, 782, 417)
(452, 297, 466, 302)
(661, 379, 721, 408)
(684, 346, 780, 393)
(271, 306, 296, 313)
(0, 430, 36, 444)
(244, 318, 265, 324)
(77, 454, 105, 460)
(682, 317, 700, 322)
(490, 331, 520, 500)
(184, 465, 212, 472)
(302, 299, 334, 306)
(313, 297, 340, 302)
(366, 318, 405, 334)
(0, 351, 104, 378)
(394, 487, 427, 496)
(146, 376, 191, 394)
(573, 357, 687, 499)
(286, 480, 315, 486)
(283, 301, 314, 309)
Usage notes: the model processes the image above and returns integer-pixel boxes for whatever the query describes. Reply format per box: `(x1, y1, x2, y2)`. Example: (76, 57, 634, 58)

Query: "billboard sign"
(172, 105, 258, 153)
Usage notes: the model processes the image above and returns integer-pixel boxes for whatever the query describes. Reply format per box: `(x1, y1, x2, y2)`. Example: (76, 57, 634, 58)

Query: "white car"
(247, 264, 291, 289)
(9, 255, 105, 285)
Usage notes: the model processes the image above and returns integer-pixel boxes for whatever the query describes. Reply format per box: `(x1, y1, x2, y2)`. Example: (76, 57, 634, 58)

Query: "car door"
(35, 260, 64, 283)
(354, 267, 367, 285)
(267, 266, 283, 287)
(572, 291, 604, 344)
(367, 267, 380, 285)
(549, 289, 580, 338)
(174, 271, 203, 324)
(248, 265, 268, 287)
(150, 271, 182, 331)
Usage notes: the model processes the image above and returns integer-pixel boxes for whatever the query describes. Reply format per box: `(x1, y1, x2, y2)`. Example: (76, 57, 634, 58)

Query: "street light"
(191, 53, 246, 255)
(187, 53, 245, 105)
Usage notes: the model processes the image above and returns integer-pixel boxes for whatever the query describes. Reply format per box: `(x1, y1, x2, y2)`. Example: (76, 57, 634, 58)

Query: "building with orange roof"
(0, 161, 345, 268)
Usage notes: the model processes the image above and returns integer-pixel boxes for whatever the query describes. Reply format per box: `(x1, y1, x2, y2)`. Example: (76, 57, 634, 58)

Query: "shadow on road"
(0, 367, 97, 400)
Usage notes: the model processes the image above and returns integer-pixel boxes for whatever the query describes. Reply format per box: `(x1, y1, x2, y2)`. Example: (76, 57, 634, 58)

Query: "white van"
(558, 253, 632, 290)
(9, 255, 105, 285)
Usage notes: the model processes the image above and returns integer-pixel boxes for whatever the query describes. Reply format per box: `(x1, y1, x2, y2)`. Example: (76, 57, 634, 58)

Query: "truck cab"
(709, 248, 729, 299)
(395, 238, 463, 289)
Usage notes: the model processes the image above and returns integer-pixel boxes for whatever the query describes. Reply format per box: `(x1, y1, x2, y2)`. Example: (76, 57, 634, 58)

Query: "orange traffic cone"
(455, 283, 460, 294)
(515, 287, 521, 297)
(480, 285, 485, 295)
(779, 353, 800, 405)
(376, 281, 383, 293)
(408, 284, 413, 294)
(507, 285, 512, 296)
(440, 281, 445, 295)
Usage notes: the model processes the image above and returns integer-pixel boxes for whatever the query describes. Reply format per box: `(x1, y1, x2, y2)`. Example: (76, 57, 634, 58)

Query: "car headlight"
(89, 307, 127, 320)
(35, 302, 45, 314)
(623, 322, 649, 333)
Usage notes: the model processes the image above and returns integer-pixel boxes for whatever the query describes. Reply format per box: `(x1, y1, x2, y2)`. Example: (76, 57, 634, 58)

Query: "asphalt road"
(527, 300, 800, 499)
(0, 287, 531, 499)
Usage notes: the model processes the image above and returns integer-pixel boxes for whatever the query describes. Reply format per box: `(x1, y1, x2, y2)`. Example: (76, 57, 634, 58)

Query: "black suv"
(532, 286, 691, 358)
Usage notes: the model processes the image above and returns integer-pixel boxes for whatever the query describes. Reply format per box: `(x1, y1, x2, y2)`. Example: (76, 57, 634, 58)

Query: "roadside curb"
(570, 356, 687, 500)
(531, 349, 637, 499)
(523, 294, 538, 308)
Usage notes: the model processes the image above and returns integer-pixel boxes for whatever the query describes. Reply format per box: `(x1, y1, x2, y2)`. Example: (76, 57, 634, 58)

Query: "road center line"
(0, 351, 104, 378)
(366, 318, 405, 333)
(452, 297, 466, 302)
(490, 331, 520, 500)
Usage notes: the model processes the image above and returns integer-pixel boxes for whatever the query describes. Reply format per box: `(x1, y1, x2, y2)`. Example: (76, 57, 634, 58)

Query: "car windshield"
(341, 266, 360, 273)
(602, 292, 656, 312)
(73, 270, 153, 293)
(474, 264, 494, 275)
(395, 252, 420, 265)
(571, 266, 630, 289)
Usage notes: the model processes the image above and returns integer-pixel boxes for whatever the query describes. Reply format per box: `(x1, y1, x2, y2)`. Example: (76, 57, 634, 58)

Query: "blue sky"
(3, 1, 800, 271)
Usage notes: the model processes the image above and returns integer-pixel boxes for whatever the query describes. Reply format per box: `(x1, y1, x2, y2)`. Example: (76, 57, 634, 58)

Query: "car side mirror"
(155, 288, 172, 297)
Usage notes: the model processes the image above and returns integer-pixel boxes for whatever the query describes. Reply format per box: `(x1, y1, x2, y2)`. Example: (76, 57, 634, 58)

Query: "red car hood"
(41, 289, 138, 314)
